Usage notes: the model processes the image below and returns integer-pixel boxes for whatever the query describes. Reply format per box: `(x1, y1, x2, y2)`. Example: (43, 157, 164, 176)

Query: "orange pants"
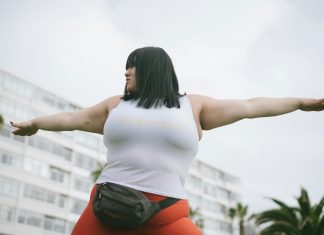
(71, 185, 202, 235)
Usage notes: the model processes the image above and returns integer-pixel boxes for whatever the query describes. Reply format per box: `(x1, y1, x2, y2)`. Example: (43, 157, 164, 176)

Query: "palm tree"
(250, 187, 324, 235)
(228, 207, 236, 235)
(228, 202, 249, 235)
(0, 114, 4, 130)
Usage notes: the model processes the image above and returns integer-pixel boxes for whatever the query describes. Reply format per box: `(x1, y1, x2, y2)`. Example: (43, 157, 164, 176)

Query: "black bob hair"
(121, 47, 185, 109)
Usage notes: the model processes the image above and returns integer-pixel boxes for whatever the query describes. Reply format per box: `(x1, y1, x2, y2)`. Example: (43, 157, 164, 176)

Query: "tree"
(0, 114, 4, 130)
(228, 202, 249, 235)
(190, 207, 204, 230)
(250, 187, 324, 235)
(90, 162, 106, 182)
(228, 207, 236, 235)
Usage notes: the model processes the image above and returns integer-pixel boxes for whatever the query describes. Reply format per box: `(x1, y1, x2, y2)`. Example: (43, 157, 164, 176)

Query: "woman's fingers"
(10, 121, 25, 128)
(314, 98, 324, 111)
(300, 98, 324, 111)
(10, 121, 33, 136)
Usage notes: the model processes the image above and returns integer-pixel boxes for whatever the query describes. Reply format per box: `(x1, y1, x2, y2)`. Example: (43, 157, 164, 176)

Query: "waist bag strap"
(158, 197, 180, 209)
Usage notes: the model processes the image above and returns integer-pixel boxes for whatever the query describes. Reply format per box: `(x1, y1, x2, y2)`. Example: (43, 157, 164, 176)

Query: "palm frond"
(296, 187, 312, 219)
(267, 198, 299, 226)
(315, 214, 324, 235)
(228, 207, 236, 220)
(254, 209, 298, 226)
(259, 221, 299, 235)
(313, 196, 324, 219)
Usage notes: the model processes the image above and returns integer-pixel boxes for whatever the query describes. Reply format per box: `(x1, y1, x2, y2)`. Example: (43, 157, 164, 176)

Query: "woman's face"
(125, 66, 136, 93)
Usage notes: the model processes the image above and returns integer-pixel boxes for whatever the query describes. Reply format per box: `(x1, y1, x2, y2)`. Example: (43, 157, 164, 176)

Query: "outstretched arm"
(197, 95, 324, 130)
(10, 96, 122, 136)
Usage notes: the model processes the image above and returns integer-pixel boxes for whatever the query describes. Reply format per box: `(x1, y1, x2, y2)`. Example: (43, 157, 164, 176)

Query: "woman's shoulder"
(106, 95, 124, 113)
(186, 93, 223, 106)
(185, 93, 205, 106)
(184, 94, 205, 115)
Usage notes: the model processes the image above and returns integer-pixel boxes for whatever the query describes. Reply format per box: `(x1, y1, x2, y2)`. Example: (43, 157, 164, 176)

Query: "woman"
(10, 47, 324, 235)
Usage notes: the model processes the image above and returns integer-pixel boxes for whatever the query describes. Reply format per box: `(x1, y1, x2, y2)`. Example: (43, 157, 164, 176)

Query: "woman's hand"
(10, 120, 39, 136)
(299, 98, 324, 112)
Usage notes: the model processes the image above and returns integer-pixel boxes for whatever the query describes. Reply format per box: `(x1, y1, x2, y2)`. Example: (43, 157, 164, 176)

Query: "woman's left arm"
(244, 97, 324, 117)
(197, 95, 324, 130)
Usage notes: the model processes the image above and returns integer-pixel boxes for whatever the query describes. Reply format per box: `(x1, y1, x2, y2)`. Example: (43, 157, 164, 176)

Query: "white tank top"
(96, 95, 199, 199)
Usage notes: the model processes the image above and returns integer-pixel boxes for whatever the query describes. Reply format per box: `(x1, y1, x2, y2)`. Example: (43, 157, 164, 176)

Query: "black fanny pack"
(92, 182, 180, 230)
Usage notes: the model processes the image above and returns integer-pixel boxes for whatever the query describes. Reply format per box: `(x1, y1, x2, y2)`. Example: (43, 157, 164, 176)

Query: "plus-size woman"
(11, 47, 324, 235)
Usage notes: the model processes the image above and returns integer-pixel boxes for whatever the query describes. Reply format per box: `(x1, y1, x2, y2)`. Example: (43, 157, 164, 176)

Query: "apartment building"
(186, 159, 241, 235)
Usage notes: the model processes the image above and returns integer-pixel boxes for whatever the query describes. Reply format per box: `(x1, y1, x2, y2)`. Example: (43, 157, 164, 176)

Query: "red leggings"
(71, 185, 202, 235)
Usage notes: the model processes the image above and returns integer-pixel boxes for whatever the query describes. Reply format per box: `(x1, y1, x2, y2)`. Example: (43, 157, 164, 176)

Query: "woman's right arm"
(11, 95, 122, 136)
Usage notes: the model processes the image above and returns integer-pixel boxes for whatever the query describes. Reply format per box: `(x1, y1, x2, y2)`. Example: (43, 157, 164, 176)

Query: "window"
(0, 176, 19, 197)
(50, 167, 68, 183)
(57, 101, 66, 111)
(67, 221, 76, 235)
(39, 91, 70, 112)
(74, 152, 97, 171)
(52, 144, 72, 161)
(187, 175, 202, 191)
(219, 188, 231, 200)
(0, 98, 30, 121)
(203, 182, 214, 195)
(27, 136, 72, 161)
(44, 216, 66, 233)
(57, 194, 68, 208)
(0, 205, 16, 223)
(2, 75, 33, 98)
(67, 103, 79, 112)
(202, 198, 214, 211)
(75, 131, 100, 150)
(23, 184, 45, 201)
(58, 131, 74, 139)
(220, 222, 232, 232)
(17, 209, 43, 228)
(201, 164, 214, 179)
(46, 192, 56, 204)
(12, 134, 25, 143)
(0, 151, 21, 168)
(60, 147, 72, 161)
(217, 203, 226, 214)
(224, 174, 240, 185)
(71, 198, 87, 214)
(0, 124, 11, 138)
(41, 93, 56, 107)
(23, 157, 48, 177)
(28, 136, 51, 152)
(73, 175, 92, 192)
(23, 183, 68, 208)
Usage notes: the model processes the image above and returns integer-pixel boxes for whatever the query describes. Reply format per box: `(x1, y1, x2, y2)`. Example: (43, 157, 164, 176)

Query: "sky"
(0, 0, 323, 214)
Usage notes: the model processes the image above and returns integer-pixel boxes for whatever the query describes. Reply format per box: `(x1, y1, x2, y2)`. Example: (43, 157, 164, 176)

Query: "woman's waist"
(96, 169, 188, 199)
(91, 184, 190, 227)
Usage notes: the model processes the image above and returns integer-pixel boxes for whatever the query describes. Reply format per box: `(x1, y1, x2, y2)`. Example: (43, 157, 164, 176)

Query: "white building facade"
(0, 69, 241, 235)
(186, 159, 241, 235)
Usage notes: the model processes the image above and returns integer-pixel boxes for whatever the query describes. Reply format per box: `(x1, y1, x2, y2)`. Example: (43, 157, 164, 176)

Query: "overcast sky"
(0, 0, 323, 214)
